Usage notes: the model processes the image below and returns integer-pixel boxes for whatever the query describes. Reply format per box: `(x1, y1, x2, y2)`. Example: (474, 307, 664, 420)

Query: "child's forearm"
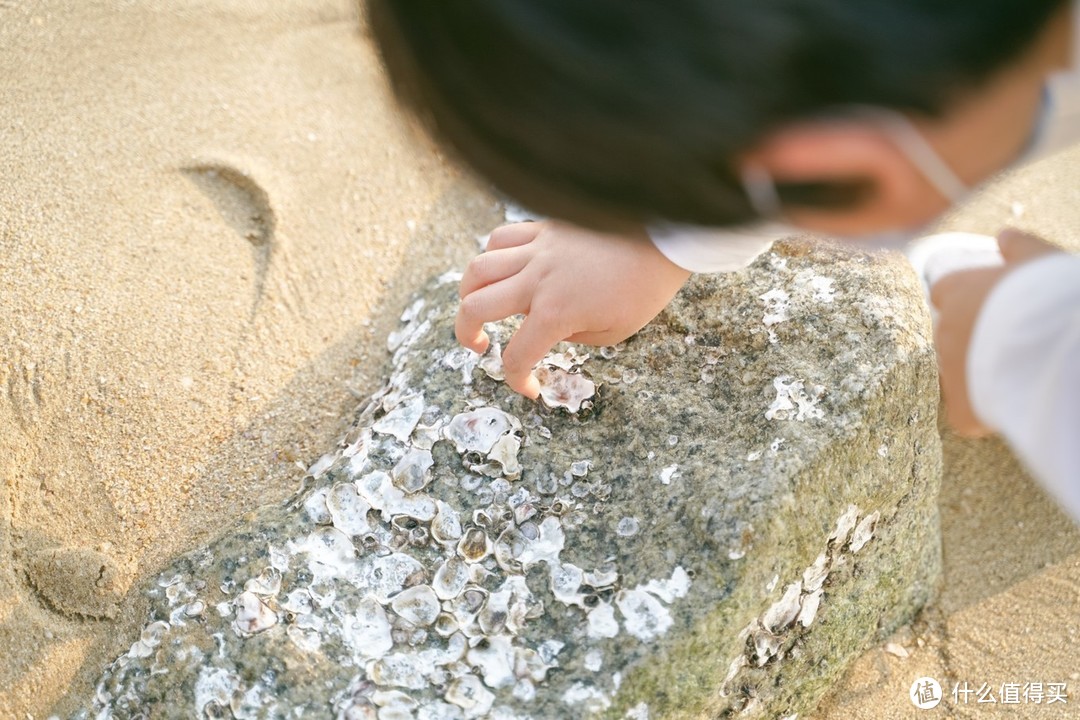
(968, 253, 1080, 522)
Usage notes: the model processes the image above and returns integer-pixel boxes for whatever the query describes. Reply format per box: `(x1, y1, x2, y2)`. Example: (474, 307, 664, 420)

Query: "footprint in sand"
(25, 545, 123, 620)
(181, 159, 277, 321)
(1, 348, 128, 622)
(3, 358, 44, 433)
(3, 160, 279, 625)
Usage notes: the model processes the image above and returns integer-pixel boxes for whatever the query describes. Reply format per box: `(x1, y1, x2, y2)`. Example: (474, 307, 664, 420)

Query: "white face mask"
(869, 61, 1080, 251)
(740, 107, 974, 252)
(745, 8, 1080, 253)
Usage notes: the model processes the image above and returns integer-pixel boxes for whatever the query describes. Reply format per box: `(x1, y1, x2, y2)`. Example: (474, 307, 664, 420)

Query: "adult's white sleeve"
(968, 254, 1080, 523)
(647, 223, 790, 273)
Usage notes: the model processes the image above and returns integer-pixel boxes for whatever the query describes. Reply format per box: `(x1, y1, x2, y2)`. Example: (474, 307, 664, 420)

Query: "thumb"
(997, 227, 1059, 266)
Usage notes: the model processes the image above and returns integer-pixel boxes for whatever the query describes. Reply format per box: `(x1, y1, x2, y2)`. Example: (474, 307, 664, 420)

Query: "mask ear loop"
(740, 162, 785, 220)
(845, 106, 971, 203)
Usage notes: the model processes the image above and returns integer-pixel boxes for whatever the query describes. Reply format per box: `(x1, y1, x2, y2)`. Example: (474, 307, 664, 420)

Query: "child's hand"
(931, 228, 1062, 436)
(457, 221, 692, 398)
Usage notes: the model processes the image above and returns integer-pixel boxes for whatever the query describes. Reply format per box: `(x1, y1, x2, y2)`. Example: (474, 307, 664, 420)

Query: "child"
(368, 1, 1080, 520)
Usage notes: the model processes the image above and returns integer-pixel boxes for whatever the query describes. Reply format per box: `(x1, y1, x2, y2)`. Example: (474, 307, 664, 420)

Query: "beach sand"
(0, 1, 496, 715)
(0, 1, 1077, 717)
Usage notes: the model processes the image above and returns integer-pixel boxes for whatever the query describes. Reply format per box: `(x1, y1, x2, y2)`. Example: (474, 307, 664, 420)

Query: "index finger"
(929, 267, 1000, 309)
(487, 222, 541, 251)
(501, 311, 567, 398)
(997, 227, 1059, 266)
(456, 278, 531, 353)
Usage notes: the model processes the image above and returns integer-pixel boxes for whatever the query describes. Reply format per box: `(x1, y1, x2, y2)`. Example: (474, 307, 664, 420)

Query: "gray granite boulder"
(70, 239, 942, 719)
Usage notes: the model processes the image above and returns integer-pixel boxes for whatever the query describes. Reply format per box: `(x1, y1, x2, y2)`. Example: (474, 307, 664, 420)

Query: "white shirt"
(967, 3, 1080, 522)
(650, 4, 1080, 521)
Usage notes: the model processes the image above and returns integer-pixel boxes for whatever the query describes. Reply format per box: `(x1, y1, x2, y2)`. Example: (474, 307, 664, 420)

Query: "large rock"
(69, 239, 942, 719)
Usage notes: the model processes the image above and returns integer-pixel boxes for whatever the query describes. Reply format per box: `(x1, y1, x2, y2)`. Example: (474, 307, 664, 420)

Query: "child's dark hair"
(368, 0, 1067, 230)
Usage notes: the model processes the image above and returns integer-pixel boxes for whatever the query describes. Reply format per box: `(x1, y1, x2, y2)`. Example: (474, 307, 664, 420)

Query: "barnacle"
(457, 527, 492, 563)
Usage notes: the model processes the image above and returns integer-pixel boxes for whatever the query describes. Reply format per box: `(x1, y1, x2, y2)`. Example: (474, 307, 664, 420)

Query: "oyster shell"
(233, 591, 277, 636)
(243, 567, 281, 597)
(535, 365, 596, 413)
(357, 471, 436, 522)
(390, 585, 441, 627)
(365, 553, 425, 604)
(802, 552, 829, 593)
(444, 675, 495, 717)
(829, 504, 860, 547)
(849, 511, 880, 553)
(325, 481, 373, 538)
(432, 612, 459, 638)
(444, 408, 520, 455)
(302, 486, 332, 525)
(486, 434, 522, 480)
(586, 601, 619, 639)
(753, 628, 783, 666)
(798, 588, 823, 628)
(127, 620, 169, 659)
(430, 501, 463, 546)
(615, 588, 673, 642)
(477, 588, 511, 635)
(762, 581, 803, 633)
(372, 393, 425, 443)
(343, 596, 393, 660)
(516, 516, 565, 568)
(392, 448, 435, 493)
(549, 563, 586, 608)
(429, 557, 468, 604)
(466, 634, 516, 689)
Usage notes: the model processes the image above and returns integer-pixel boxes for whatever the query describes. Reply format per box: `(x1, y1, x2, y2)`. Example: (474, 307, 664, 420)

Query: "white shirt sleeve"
(647, 223, 790, 273)
(968, 253, 1080, 523)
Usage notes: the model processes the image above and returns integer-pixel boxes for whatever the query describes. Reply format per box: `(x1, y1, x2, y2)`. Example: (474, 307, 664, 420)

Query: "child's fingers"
(997, 227, 1058, 266)
(455, 278, 531, 353)
(928, 272, 962, 310)
(930, 267, 999, 309)
(459, 247, 530, 298)
(931, 267, 1003, 438)
(940, 369, 993, 437)
(501, 312, 567, 398)
(487, 222, 541, 251)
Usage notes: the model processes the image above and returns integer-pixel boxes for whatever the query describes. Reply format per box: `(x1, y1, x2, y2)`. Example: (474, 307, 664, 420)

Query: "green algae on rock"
(69, 240, 941, 719)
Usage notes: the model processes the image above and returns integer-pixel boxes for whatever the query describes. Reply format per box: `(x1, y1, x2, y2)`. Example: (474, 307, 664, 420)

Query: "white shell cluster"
(720, 504, 881, 702)
(89, 279, 691, 720)
(765, 376, 826, 423)
(759, 258, 837, 344)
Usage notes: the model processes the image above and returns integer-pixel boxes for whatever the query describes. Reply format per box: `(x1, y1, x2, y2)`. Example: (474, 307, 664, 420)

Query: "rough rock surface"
(68, 239, 942, 719)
